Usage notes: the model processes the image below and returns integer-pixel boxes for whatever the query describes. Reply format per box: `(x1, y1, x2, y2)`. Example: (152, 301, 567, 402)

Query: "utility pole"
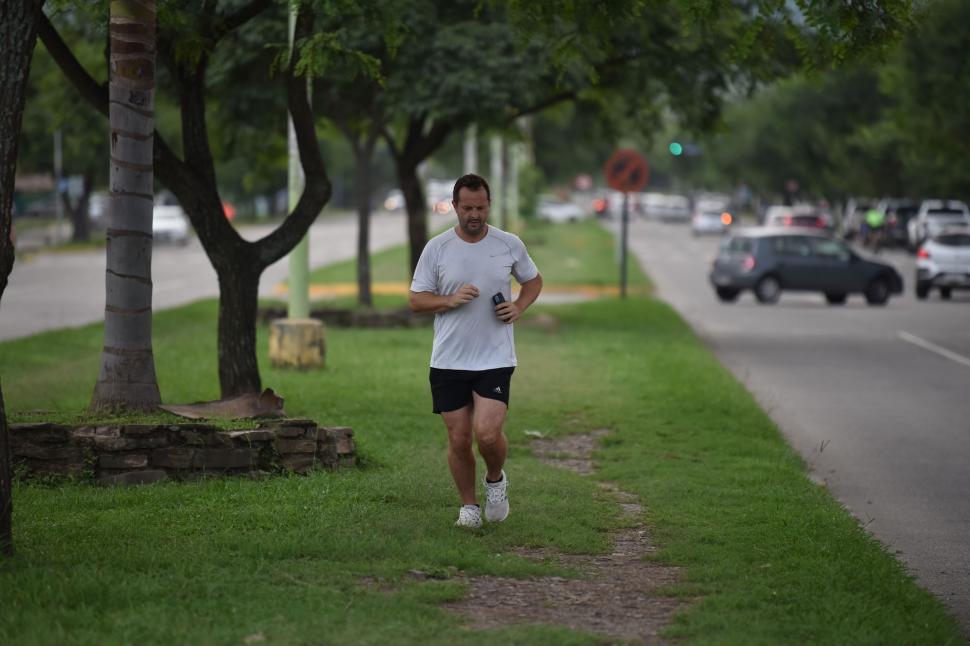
(463, 125, 477, 174)
(490, 134, 504, 229)
(268, 6, 324, 370)
(286, 9, 308, 320)
(53, 129, 63, 244)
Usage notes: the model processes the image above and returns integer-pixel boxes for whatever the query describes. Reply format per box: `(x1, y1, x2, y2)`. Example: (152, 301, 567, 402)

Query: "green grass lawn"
(0, 222, 964, 644)
(302, 219, 649, 311)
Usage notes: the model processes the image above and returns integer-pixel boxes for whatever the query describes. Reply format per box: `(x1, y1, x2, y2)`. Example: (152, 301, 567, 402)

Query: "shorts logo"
(493, 386, 502, 394)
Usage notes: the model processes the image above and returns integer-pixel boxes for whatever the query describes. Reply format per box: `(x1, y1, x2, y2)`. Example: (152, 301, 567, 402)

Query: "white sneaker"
(484, 471, 510, 522)
(455, 504, 482, 529)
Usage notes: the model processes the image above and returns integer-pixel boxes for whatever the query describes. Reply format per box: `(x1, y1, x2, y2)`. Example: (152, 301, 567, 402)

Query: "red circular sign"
(605, 149, 649, 193)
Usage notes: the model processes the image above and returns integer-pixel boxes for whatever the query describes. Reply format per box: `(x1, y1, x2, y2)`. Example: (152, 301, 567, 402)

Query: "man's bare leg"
(441, 405, 477, 505)
(471, 393, 508, 482)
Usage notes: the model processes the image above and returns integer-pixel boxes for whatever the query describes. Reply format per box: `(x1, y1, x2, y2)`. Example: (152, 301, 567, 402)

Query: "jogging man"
(409, 173, 543, 528)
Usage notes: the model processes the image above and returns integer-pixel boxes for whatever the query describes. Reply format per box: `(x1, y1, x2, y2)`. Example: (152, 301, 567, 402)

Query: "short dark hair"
(452, 174, 490, 204)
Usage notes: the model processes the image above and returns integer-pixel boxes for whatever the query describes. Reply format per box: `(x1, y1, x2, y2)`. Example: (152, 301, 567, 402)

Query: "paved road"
(617, 217, 970, 630)
(0, 211, 450, 342)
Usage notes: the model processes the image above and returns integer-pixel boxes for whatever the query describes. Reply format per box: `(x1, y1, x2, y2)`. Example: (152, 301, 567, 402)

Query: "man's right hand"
(447, 284, 479, 309)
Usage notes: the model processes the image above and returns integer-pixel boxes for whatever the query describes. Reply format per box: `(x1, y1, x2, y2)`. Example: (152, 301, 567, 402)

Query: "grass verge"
(301, 219, 650, 310)
(0, 222, 963, 644)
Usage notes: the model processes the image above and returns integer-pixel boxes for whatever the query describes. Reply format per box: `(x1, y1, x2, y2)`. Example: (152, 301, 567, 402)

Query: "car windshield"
(935, 233, 970, 246)
(927, 208, 967, 217)
(811, 238, 851, 261)
(721, 236, 753, 254)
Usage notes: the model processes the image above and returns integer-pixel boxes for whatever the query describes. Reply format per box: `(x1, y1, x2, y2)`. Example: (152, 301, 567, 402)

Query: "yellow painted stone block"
(268, 318, 325, 369)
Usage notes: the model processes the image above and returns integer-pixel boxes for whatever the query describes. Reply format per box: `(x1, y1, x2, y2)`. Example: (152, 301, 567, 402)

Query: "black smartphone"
(491, 292, 506, 306)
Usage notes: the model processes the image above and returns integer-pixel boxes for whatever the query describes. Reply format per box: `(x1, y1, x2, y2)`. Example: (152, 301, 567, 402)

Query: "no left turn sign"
(604, 149, 649, 193)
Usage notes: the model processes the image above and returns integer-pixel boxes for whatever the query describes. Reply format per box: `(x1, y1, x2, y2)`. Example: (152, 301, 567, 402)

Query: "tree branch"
(36, 12, 107, 117)
(255, 4, 331, 267)
(212, 0, 273, 43)
(509, 90, 577, 122)
(507, 50, 644, 122)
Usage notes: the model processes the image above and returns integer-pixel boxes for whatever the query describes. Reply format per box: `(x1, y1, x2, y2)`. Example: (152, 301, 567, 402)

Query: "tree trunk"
(217, 263, 262, 396)
(0, 385, 12, 556)
(66, 174, 92, 242)
(399, 161, 428, 277)
(91, 0, 161, 411)
(355, 141, 375, 307)
(1, 0, 47, 557)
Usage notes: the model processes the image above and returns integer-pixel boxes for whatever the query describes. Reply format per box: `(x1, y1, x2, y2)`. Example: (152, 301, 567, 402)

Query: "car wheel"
(940, 287, 952, 300)
(825, 292, 847, 305)
(864, 277, 890, 305)
(754, 275, 781, 304)
(716, 287, 740, 303)
(916, 283, 930, 300)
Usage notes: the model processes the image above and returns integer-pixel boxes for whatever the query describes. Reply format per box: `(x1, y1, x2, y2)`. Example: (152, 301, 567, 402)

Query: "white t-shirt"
(410, 225, 539, 370)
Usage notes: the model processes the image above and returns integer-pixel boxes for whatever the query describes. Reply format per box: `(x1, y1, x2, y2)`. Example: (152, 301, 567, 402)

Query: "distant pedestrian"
(865, 207, 886, 251)
(409, 173, 543, 528)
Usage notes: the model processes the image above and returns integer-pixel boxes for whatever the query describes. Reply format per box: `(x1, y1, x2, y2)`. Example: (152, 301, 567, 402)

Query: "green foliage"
(672, 0, 967, 203)
(880, 0, 970, 197)
(17, 19, 107, 184)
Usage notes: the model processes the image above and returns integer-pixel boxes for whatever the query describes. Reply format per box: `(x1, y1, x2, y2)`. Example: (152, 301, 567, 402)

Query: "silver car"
(915, 228, 970, 300)
(691, 200, 733, 235)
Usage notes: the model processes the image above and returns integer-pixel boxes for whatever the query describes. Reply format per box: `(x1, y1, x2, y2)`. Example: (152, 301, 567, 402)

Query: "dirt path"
(444, 429, 689, 644)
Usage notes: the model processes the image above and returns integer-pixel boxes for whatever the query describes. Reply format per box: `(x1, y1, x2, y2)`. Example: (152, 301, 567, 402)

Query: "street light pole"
(620, 191, 629, 299)
(286, 8, 308, 320)
(53, 129, 63, 244)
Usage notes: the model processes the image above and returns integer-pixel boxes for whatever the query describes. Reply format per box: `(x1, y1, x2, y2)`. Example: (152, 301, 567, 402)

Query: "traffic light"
(668, 141, 683, 156)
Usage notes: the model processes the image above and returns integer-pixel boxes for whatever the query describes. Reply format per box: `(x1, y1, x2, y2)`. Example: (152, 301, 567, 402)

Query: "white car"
(764, 204, 830, 229)
(915, 227, 970, 300)
(537, 197, 586, 223)
(907, 199, 970, 249)
(152, 204, 190, 245)
(691, 200, 733, 235)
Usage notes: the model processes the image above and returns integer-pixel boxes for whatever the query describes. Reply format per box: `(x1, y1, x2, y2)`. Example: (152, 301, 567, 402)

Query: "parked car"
(840, 198, 874, 240)
(536, 196, 586, 223)
(907, 199, 970, 249)
(383, 189, 405, 212)
(87, 190, 110, 228)
(915, 227, 970, 300)
(152, 204, 190, 245)
(691, 199, 733, 236)
(764, 204, 831, 230)
(709, 228, 903, 305)
(659, 194, 691, 222)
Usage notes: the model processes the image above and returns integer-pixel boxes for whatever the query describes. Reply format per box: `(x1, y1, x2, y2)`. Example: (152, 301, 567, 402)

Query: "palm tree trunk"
(91, 0, 160, 411)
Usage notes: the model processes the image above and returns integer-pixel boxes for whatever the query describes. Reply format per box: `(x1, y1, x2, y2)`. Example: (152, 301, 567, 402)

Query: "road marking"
(898, 330, 970, 369)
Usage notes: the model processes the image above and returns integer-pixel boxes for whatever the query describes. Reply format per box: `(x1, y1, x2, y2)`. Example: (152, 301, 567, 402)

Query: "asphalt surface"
(0, 211, 450, 342)
(617, 217, 970, 631)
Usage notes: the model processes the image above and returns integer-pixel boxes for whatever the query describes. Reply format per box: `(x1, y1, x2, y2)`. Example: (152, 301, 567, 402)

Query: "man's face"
(454, 187, 490, 237)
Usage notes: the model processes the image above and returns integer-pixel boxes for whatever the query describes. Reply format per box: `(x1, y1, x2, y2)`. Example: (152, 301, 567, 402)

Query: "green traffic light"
(668, 141, 683, 156)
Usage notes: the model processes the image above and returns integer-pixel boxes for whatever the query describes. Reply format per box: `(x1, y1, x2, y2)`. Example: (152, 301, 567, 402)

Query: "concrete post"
(490, 134, 504, 229)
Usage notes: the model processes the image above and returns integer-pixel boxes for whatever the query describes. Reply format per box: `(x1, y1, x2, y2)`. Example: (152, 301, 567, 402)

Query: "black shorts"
(429, 367, 515, 414)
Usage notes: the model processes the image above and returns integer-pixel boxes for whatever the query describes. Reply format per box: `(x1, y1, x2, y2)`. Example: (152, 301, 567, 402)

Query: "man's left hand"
(495, 301, 521, 324)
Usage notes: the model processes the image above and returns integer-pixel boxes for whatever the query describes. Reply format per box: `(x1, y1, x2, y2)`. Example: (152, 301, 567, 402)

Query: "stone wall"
(10, 419, 356, 486)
